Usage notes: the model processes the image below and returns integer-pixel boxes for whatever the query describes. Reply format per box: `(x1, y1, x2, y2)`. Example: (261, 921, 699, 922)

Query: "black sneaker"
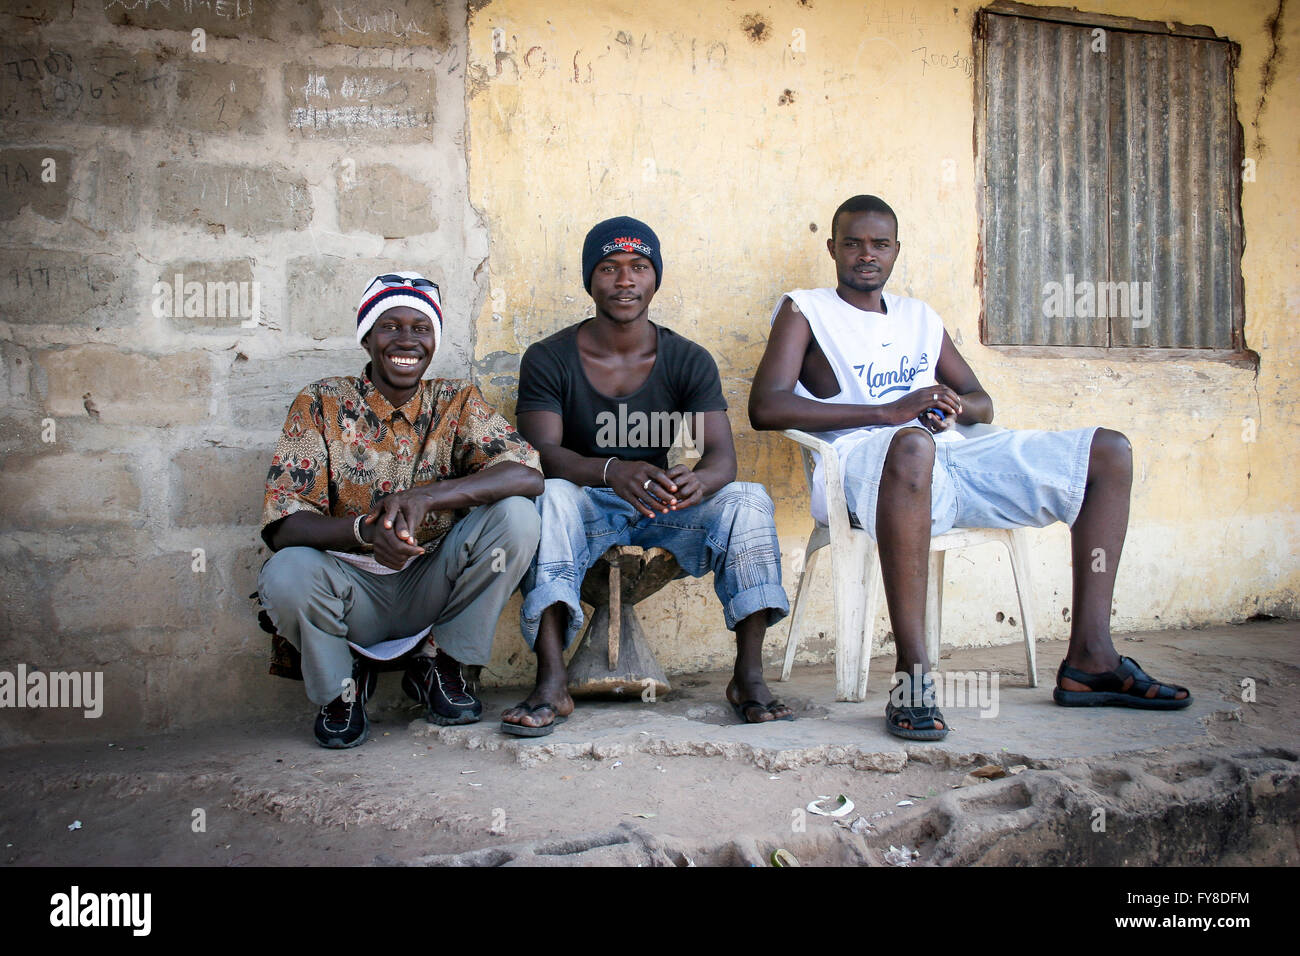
(314, 693, 368, 748)
(313, 659, 372, 749)
(402, 650, 482, 726)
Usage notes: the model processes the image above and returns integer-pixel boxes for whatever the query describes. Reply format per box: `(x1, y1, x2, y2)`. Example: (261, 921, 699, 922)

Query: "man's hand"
(361, 516, 426, 569)
(606, 459, 679, 518)
(368, 487, 439, 536)
(664, 464, 704, 510)
(364, 488, 439, 569)
(887, 385, 962, 432)
(918, 408, 954, 434)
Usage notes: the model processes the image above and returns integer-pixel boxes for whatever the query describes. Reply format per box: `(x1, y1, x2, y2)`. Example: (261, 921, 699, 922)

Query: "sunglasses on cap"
(374, 274, 440, 294)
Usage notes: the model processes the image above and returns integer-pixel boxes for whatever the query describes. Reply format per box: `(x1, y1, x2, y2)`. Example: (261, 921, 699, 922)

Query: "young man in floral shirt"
(259, 271, 543, 748)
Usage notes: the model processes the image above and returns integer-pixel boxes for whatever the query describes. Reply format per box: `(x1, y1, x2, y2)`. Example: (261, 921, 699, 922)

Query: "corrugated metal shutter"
(982, 12, 1237, 349)
(1108, 31, 1235, 348)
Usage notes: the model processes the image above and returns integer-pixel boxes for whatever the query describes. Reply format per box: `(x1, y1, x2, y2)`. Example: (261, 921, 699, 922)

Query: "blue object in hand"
(928, 407, 945, 420)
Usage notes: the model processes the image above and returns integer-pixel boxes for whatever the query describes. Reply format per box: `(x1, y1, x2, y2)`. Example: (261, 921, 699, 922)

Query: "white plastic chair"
(779, 425, 1039, 701)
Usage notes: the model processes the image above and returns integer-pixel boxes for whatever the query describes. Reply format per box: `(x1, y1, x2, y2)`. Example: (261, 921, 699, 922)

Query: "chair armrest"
(781, 429, 825, 492)
(780, 428, 833, 456)
(781, 429, 830, 492)
(779, 430, 854, 539)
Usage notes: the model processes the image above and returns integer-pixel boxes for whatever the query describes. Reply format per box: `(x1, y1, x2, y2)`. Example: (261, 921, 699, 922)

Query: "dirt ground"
(1, 619, 1297, 867)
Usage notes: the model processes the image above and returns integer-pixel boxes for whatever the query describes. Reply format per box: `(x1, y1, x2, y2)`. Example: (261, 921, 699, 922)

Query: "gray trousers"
(258, 496, 541, 705)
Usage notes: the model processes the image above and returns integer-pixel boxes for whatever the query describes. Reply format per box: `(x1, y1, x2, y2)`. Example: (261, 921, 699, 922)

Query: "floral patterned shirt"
(261, 367, 540, 552)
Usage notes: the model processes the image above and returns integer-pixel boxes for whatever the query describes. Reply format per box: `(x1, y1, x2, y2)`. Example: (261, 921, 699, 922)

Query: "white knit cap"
(355, 271, 443, 352)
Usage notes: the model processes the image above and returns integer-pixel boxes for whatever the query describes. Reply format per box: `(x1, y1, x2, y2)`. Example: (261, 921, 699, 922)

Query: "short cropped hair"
(831, 195, 898, 240)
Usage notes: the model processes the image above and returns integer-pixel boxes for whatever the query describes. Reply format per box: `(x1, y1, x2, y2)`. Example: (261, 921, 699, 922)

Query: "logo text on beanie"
(602, 237, 653, 258)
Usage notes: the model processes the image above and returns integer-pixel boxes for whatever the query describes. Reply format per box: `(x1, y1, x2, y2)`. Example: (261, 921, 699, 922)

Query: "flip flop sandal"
(885, 673, 950, 741)
(730, 698, 796, 724)
(1053, 656, 1192, 710)
(500, 701, 569, 737)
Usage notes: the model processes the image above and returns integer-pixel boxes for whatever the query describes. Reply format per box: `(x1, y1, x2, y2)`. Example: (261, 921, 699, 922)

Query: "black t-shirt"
(516, 319, 728, 470)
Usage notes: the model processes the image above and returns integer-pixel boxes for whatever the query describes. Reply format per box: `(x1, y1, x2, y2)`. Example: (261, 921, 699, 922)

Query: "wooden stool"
(567, 546, 681, 699)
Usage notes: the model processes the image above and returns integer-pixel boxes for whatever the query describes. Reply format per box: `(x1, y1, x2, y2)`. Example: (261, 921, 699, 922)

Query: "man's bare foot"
(725, 674, 795, 723)
(501, 680, 575, 731)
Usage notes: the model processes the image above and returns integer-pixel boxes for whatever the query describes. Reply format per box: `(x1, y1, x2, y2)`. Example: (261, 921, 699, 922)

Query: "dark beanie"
(581, 216, 662, 291)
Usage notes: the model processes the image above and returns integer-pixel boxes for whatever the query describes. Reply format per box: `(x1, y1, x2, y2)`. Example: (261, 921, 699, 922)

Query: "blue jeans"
(520, 479, 790, 649)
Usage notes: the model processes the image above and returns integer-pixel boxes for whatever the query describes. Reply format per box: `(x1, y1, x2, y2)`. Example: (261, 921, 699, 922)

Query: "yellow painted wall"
(465, 0, 1299, 685)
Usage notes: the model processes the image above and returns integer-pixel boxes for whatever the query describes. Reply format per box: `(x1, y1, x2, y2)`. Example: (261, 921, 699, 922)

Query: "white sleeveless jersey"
(773, 287, 962, 523)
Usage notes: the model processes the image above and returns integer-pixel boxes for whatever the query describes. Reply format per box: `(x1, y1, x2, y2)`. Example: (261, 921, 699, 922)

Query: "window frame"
(973, 1, 1254, 367)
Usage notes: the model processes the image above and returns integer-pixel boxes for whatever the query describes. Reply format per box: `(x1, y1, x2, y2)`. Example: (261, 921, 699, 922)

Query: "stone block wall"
(0, 0, 483, 745)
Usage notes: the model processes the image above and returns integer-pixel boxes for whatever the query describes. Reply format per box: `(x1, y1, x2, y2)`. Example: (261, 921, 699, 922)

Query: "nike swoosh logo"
(881, 342, 892, 347)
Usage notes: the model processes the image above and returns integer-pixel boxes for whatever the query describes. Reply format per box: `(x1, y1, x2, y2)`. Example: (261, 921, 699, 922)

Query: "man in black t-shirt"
(502, 216, 792, 735)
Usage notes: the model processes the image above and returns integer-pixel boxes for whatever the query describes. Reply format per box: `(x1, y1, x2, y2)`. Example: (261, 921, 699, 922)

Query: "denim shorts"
(840, 425, 1099, 540)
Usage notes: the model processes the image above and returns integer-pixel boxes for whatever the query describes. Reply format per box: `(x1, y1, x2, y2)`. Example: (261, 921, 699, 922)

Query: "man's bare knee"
(882, 428, 936, 493)
(1089, 428, 1133, 482)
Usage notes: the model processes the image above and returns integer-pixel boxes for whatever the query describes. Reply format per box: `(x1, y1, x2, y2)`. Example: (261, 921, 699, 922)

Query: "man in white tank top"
(750, 195, 1191, 741)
